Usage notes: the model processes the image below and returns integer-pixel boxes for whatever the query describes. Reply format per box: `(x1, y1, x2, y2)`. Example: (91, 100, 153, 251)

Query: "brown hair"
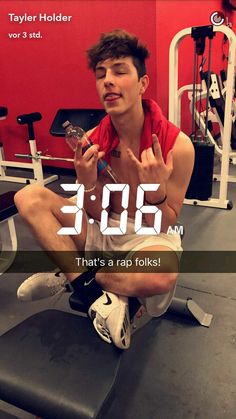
(87, 29, 149, 79)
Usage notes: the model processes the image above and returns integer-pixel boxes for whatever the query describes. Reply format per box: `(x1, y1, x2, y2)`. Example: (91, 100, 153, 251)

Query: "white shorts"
(85, 212, 182, 317)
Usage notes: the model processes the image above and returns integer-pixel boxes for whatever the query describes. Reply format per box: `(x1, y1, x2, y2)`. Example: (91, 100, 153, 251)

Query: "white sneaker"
(88, 291, 131, 349)
(17, 271, 67, 301)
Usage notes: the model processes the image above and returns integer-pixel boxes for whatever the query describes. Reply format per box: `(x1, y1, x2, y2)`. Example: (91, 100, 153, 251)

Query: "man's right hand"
(74, 139, 105, 188)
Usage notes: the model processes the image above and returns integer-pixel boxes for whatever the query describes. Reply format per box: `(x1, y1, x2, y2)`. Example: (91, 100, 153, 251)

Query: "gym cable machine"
(169, 24, 236, 209)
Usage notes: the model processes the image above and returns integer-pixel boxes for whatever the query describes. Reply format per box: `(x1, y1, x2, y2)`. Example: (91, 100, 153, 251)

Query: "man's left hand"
(127, 134, 173, 200)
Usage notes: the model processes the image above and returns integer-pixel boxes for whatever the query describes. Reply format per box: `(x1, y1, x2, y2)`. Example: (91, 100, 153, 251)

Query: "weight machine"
(0, 109, 106, 186)
(192, 68, 236, 173)
(169, 24, 236, 209)
(15, 108, 106, 169)
(0, 109, 58, 186)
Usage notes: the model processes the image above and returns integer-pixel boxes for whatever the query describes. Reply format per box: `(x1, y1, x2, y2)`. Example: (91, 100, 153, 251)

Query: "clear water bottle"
(62, 120, 119, 183)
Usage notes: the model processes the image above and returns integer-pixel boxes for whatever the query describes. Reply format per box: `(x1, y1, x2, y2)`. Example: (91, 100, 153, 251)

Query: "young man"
(15, 29, 194, 349)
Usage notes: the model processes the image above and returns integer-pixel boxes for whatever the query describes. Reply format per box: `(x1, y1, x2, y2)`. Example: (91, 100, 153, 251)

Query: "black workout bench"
(0, 293, 213, 419)
(0, 191, 18, 276)
(0, 191, 17, 222)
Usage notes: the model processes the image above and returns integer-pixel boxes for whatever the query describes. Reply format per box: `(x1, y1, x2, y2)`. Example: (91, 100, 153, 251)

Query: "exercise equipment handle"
(17, 112, 42, 141)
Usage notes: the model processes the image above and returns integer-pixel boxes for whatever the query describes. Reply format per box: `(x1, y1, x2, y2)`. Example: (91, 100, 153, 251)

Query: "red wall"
(0, 0, 157, 169)
(0, 0, 234, 172)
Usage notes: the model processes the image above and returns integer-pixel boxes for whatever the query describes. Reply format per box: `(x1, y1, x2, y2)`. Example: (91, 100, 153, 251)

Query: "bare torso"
(105, 140, 140, 217)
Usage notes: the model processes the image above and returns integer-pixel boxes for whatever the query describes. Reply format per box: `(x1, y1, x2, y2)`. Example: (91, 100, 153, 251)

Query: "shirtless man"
(15, 29, 194, 349)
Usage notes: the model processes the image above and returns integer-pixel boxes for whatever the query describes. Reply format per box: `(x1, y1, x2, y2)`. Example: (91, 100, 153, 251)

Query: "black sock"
(71, 270, 141, 317)
(71, 268, 103, 310)
(128, 297, 141, 319)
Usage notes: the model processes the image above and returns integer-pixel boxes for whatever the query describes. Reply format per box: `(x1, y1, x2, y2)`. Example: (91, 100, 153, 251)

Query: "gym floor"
(0, 161, 236, 419)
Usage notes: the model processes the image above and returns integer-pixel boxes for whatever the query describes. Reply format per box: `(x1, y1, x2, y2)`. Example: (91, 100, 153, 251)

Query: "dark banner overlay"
(1, 251, 236, 274)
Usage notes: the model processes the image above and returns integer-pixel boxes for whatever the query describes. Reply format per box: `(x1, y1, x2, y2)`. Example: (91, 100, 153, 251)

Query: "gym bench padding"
(50, 109, 106, 137)
(0, 310, 122, 419)
(0, 191, 18, 275)
(0, 302, 212, 419)
(0, 191, 17, 222)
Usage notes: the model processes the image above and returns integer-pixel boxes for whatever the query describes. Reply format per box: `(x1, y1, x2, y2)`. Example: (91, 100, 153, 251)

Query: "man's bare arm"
(76, 127, 110, 221)
(144, 132, 194, 232)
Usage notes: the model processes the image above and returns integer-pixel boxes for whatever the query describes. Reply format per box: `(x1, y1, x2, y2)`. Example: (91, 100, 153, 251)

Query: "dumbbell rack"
(0, 108, 58, 186)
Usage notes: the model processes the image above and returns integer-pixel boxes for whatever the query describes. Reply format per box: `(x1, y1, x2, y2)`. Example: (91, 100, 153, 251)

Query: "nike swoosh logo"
(55, 271, 62, 277)
(103, 293, 112, 305)
(84, 277, 95, 286)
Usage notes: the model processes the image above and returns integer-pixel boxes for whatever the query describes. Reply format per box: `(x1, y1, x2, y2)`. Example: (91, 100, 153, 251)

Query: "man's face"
(95, 56, 148, 116)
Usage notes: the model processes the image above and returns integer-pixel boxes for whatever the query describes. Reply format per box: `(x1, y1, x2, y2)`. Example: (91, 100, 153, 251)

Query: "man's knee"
(14, 184, 51, 217)
(144, 271, 179, 296)
(160, 272, 178, 293)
